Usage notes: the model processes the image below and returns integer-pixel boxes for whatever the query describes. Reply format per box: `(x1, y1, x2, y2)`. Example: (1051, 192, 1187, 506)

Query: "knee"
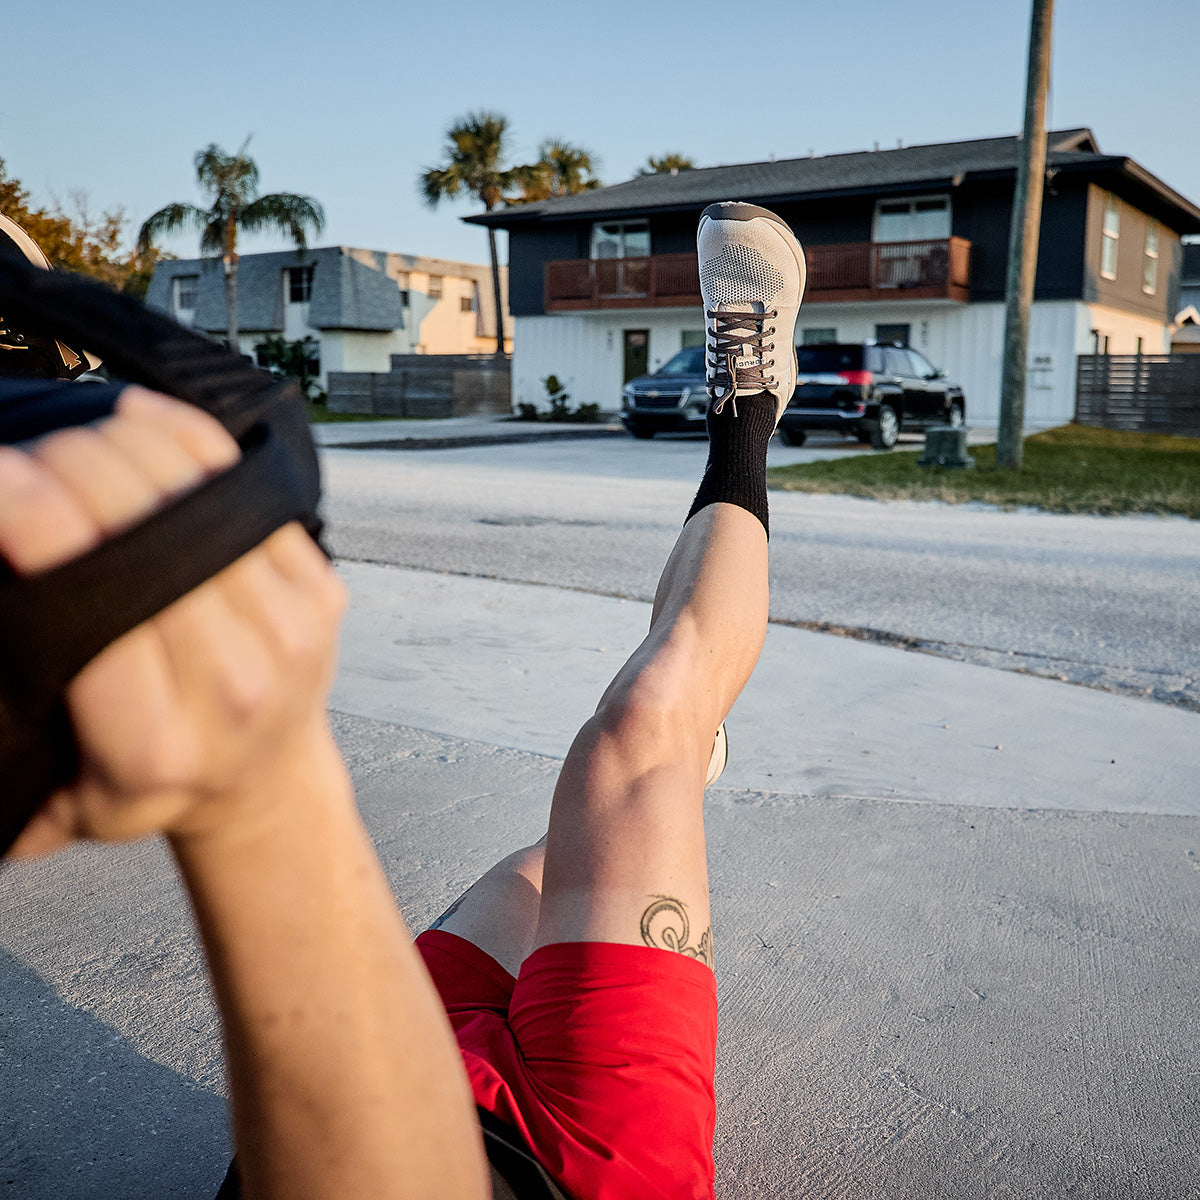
(592, 668, 708, 772)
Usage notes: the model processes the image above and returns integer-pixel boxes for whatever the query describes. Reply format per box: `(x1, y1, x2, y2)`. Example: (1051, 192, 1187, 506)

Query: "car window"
(866, 346, 886, 372)
(906, 349, 937, 379)
(883, 347, 912, 377)
(795, 345, 863, 373)
(656, 347, 705, 375)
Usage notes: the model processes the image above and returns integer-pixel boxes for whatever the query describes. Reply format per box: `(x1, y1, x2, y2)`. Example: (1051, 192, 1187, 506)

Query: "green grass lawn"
(767, 425, 1200, 518)
(305, 402, 411, 423)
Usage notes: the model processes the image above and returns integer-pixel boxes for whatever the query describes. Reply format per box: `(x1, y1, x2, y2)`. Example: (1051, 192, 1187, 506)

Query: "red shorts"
(416, 930, 717, 1200)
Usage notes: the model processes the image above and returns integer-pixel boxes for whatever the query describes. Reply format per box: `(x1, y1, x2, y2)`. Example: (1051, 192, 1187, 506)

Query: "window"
(874, 196, 950, 243)
(174, 274, 199, 311)
(398, 290, 409, 307)
(658, 346, 705, 374)
(1143, 221, 1159, 294)
(905, 349, 938, 379)
(427, 275, 443, 300)
(590, 220, 650, 260)
(461, 293, 475, 313)
(1101, 195, 1120, 280)
(883, 347, 914, 377)
(802, 327, 837, 344)
(874, 323, 910, 347)
(796, 345, 864, 373)
(681, 330, 705, 349)
(288, 265, 314, 303)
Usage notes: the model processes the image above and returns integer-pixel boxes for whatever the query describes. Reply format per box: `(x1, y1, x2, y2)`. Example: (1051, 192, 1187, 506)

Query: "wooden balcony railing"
(544, 237, 970, 310)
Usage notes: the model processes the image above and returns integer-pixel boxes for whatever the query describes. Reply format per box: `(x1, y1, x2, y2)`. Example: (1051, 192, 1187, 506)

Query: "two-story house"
(146, 247, 512, 389)
(469, 129, 1200, 426)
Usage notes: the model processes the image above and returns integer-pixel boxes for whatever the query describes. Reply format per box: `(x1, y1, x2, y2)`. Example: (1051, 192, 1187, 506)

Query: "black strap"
(477, 1107, 573, 1200)
(212, 1115, 573, 1200)
(0, 415, 321, 854)
(0, 257, 324, 855)
(0, 256, 279, 437)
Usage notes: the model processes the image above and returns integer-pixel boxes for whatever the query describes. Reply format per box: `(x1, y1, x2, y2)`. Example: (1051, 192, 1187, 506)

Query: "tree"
(420, 112, 517, 360)
(137, 141, 324, 352)
(511, 140, 601, 203)
(0, 158, 162, 298)
(637, 153, 696, 176)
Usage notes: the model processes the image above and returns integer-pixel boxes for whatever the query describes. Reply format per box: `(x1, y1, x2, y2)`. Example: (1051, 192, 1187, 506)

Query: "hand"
(0, 387, 346, 857)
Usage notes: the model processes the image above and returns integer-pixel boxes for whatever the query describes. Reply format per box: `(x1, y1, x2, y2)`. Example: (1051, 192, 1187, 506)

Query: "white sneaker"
(705, 722, 728, 787)
(696, 202, 806, 424)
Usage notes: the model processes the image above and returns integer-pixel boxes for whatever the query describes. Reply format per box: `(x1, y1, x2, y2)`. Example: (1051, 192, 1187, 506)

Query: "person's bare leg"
(533, 500, 768, 964)
(429, 501, 767, 974)
(435, 203, 803, 976)
(426, 836, 546, 977)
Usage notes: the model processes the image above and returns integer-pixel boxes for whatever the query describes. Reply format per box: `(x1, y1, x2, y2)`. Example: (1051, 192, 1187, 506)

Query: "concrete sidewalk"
(312, 413, 627, 450)
(312, 412, 1002, 454)
(0, 557, 1196, 1199)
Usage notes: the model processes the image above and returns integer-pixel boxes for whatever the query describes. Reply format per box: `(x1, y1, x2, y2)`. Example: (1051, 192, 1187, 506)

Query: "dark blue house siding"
(506, 225, 586, 317)
(503, 176, 1102, 317)
(954, 179, 1089, 303)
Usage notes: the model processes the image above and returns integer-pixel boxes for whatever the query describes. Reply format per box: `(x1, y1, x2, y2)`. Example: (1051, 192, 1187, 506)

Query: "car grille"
(631, 389, 686, 409)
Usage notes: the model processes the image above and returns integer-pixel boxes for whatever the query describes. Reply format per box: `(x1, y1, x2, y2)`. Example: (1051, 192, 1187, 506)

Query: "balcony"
(544, 237, 971, 310)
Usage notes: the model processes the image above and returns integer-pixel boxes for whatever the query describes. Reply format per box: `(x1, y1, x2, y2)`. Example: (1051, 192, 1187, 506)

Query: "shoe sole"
(705, 721, 728, 788)
(697, 202, 806, 424)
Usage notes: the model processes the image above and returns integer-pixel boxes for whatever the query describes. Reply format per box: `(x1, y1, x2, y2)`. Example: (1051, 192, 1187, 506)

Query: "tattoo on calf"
(639, 895, 714, 968)
(427, 888, 471, 931)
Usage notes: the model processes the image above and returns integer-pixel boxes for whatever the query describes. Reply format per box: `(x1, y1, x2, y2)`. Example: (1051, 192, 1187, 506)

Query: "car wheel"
(947, 401, 964, 427)
(630, 428, 655, 439)
(778, 426, 807, 447)
(870, 404, 899, 449)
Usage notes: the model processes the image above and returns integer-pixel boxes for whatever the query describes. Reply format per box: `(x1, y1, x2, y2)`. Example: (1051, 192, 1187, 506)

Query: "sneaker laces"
(705, 302, 777, 417)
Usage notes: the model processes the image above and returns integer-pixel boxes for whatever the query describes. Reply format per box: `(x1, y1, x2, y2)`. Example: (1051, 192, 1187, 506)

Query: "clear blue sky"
(5, 0, 1194, 267)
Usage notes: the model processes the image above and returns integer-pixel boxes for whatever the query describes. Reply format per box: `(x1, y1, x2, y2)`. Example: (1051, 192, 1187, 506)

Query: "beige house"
(146, 247, 512, 387)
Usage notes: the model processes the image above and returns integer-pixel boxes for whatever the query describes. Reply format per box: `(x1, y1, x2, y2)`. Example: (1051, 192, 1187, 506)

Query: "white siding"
(513, 310, 705, 411)
(515, 299, 1171, 426)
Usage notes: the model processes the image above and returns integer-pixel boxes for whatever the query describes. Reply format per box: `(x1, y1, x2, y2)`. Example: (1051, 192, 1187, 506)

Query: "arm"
(1, 388, 489, 1200)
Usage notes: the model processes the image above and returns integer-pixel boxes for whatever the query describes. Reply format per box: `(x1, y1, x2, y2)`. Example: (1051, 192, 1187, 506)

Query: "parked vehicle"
(620, 346, 708, 438)
(778, 343, 965, 449)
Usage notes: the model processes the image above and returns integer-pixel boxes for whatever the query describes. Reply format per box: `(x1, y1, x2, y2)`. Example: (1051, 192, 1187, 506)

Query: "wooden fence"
(328, 355, 511, 418)
(1074, 354, 1200, 436)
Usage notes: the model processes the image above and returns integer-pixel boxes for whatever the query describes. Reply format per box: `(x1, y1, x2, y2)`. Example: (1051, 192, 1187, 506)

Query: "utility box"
(917, 426, 974, 469)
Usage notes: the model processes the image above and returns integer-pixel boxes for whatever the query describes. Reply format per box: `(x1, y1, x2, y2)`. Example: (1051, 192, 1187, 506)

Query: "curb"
(323, 427, 628, 451)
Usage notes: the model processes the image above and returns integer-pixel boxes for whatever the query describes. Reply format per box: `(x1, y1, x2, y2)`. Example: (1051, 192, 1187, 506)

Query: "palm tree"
(511, 140, 602, 203)
(637, 153, 697, 176)
(137, 140, 324, 353)
(420, 112, 518, 360)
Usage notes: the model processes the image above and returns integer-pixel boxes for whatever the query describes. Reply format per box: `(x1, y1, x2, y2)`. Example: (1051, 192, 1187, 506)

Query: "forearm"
(169, 724, 488, 1200)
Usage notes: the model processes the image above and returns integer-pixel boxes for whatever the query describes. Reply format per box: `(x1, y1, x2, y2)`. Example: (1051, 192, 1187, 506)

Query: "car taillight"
(837, 370, 873, 386)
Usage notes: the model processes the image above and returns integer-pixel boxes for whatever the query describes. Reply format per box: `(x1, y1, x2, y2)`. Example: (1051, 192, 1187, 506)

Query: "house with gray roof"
(146, 247, 512, 388)
(470, 128, 1200, 426)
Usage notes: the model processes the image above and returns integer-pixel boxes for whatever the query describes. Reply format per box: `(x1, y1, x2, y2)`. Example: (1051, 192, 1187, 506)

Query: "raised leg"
(429, 499, 768, 975)
(533, 500, 768, 966)
(432, 203, 804, 979)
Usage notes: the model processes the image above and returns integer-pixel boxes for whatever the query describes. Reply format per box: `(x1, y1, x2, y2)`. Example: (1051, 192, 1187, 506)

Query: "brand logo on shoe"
(734, 356, 760, 370)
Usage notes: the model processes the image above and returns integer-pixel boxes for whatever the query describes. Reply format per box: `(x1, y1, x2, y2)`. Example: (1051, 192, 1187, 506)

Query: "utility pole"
(996, 0, 1055, 470)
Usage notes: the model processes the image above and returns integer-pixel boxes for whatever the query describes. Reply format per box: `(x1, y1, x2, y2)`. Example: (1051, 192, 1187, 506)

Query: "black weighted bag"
(0, 254, 324, 854)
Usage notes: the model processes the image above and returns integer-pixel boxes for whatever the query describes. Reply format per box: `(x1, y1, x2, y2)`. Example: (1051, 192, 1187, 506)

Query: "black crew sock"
(686, 396, 776, 538)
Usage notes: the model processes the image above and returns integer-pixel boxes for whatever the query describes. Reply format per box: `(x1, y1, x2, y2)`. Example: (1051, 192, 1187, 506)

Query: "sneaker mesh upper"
(699, 243, 785, 305)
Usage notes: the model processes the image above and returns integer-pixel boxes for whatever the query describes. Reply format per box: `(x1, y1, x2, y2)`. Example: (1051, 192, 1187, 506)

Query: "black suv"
(620, 346, 708, 438)
(778, 342, 965, 449)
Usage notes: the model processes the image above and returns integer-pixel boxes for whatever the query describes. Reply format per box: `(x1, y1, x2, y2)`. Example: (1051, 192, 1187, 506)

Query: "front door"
(623, 329, 649, 382)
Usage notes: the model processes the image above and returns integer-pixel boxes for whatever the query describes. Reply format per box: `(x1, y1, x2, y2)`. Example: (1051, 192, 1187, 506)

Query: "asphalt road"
(321, 433, 1200, 711)
(3, 430, 1198, 1199)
